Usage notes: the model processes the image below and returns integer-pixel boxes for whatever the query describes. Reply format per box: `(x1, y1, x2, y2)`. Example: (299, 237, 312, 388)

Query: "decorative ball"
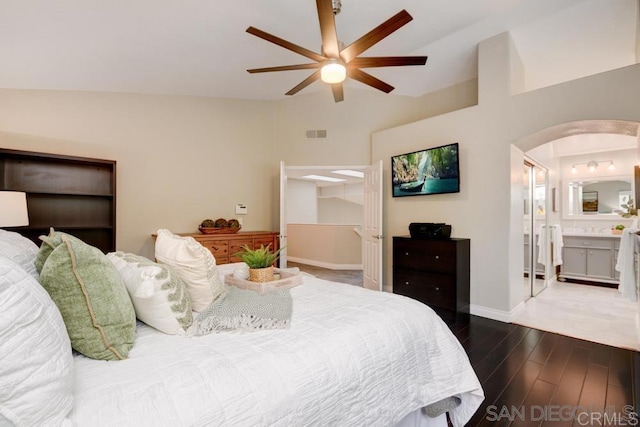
(214, 218, 228, 228)
(228, 219, 240, 229)
(233, 267, 249, 280)
(200, 219, 216, 228)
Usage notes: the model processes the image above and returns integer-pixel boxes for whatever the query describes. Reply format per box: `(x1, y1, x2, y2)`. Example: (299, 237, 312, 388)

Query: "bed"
(1, 229, 483, 427)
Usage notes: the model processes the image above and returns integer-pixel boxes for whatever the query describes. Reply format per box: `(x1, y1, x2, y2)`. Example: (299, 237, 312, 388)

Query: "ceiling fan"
(246, 0, 428, 103)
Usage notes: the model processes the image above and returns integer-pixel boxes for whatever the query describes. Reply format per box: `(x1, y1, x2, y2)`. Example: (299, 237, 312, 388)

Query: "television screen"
(391, 142, 460, 197)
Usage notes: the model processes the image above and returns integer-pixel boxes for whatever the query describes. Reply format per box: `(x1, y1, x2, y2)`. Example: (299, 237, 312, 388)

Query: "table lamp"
(0, 191, 29, 227)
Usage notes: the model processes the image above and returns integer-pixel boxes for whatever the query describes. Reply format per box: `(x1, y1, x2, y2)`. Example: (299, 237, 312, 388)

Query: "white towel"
(615, 227, 638, 302)
(536, 225, 546, 265)
(551, 225, 563, 266)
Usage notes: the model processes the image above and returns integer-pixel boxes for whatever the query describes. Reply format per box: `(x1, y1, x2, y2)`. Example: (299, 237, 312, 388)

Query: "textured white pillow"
(107, 251, 193, 334)
(154, 229, 224, 312)
(0, 229, 39, 279)
(0, 256, 74, 425)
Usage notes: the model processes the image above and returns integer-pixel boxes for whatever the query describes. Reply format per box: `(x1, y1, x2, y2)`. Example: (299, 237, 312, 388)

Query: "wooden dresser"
(392, 236, 470, 314)
(185, 231, 279, 265)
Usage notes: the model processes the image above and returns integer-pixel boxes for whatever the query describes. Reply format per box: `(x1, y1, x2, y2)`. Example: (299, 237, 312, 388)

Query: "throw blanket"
(189, 285, 293, 335)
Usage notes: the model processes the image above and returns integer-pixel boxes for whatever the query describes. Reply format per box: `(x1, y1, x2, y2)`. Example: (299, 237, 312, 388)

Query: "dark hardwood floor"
(439, 310, 639, 426)
(290, 263, 639, 426)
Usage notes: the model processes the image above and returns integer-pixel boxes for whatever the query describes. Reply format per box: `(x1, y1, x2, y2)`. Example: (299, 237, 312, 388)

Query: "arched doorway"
(510, 119, 640, 350)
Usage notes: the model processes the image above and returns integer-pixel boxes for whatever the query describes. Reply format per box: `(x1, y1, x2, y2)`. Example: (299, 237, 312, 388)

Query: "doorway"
(279, 161, 383, 291)
(512, 119, 640, 350)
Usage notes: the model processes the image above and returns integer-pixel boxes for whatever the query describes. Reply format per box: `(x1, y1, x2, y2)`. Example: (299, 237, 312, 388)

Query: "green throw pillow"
(35, 228, 83, 274)
(39, 236, 136, 360)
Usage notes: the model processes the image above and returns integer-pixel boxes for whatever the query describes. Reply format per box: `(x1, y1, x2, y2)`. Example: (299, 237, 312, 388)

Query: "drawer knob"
(405, 252, 409, 256)
(435, 255, 440, 260)
(405, 281, 410, 285)
(435, 286, 440, 291)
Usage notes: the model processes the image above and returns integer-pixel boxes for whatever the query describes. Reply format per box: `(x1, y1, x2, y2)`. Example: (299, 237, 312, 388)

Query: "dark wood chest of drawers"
(392, 236, 470, 313)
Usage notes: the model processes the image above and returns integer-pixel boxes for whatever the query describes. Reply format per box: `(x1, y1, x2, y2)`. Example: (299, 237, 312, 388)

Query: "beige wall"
(3, 31, 637, 320)
(0, 80, 477, 259)
(286, 224, 362, 269)
(372, 32, 640, 320)
(0, 92, 276, 258)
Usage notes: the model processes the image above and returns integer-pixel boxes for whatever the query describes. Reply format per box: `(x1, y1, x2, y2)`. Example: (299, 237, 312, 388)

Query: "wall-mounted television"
(391, 142, 460, 198)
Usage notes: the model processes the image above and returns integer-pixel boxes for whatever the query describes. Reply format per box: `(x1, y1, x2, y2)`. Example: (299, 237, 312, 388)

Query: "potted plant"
(234, 244, 284, 282)
(612, 224, 625, 235)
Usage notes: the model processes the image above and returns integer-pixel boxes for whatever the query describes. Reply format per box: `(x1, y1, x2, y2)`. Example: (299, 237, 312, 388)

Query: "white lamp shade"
(0, 192, 29, 227)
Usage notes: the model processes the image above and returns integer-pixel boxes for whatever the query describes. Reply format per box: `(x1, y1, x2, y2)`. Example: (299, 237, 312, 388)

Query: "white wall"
(372, 32, 640, 320)
(318, 197, 363, 225)
(286, 179, 317, 224)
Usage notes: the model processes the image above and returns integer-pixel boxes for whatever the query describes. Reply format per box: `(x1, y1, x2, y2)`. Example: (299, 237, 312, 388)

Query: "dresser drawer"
(393, 269, 456, 310)
(253, 236, 277, 250)
(563, 236, 613, 249)
(393, 239, 457, 273)
(199, 240, 229, 259)
(229, 239, 253, 263)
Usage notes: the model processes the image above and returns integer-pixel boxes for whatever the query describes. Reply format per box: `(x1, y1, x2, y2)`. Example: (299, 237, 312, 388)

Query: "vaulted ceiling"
(0, 0, 637, 100)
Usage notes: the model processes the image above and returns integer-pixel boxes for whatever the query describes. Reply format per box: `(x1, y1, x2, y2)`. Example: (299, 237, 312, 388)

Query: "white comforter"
(69, 269, 483, 426)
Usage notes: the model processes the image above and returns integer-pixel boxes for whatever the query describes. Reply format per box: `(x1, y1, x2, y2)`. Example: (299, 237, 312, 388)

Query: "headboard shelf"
(0, 148, 116, 253)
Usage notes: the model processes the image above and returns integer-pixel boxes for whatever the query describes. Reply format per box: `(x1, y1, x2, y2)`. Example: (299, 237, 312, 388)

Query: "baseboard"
(287, 256, 362, 271)
(469, 304, 519, 323)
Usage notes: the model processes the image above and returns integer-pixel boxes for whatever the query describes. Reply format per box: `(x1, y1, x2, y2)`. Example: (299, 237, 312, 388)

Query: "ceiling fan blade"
(340, 10, 413, 63)
(348, 56, 428, 68)
(331, 83, 344, 103)
(285, 69, 322, 96)
(247, 26, 326, 62)
(248, 63, 322, 73)
(316, 0, 340, 58)
(348, 69, 394, 93)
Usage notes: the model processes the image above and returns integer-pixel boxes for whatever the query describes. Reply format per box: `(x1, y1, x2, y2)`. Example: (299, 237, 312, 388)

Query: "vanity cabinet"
(392, 236, 470, 313)
(560, 236, 619, 284)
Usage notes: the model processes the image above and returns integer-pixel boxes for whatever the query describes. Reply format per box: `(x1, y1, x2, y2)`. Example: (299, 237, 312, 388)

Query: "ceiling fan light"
(321, 61, 346, 84)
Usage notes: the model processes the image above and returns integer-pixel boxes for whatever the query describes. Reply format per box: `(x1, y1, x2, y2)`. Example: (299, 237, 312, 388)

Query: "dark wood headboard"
(0, 148, 116, 253)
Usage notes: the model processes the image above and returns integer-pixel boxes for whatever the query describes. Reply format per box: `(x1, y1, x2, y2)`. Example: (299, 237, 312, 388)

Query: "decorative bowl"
(198, 226, 241, 234)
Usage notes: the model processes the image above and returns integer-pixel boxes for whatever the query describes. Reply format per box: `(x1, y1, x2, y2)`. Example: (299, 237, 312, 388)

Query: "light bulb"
(571, 165, 577, 174)
(320, 60, 346, 84)
(608, 162, 615, 171)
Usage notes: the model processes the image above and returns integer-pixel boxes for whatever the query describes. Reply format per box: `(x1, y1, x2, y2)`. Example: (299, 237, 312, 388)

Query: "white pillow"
(0, 229, 39, 279)
(107, 251, 193, 334)
(154, 229, 224, 312)
(0, 256, 73, 426)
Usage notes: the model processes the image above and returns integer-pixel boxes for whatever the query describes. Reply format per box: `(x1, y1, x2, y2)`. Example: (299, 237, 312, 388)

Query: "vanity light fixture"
(570, 160, 615, 174)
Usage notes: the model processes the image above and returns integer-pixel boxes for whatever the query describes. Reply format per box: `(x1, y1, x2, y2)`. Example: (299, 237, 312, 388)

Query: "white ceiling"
(0, 0, 637, 100)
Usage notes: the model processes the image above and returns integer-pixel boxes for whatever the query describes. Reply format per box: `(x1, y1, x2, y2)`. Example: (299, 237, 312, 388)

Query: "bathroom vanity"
(559, 233, 621, 285)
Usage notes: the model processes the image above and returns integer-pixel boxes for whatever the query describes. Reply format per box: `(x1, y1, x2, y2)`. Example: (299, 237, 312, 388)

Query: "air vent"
(305, 129, 327, 139)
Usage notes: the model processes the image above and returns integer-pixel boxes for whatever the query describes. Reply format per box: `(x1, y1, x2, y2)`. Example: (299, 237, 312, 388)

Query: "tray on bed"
(224, 268, 302, 294)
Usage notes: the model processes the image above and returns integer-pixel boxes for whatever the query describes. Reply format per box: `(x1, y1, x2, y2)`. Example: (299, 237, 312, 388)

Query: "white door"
(279, 161, 288, 267)
(363, 161, 383, 291)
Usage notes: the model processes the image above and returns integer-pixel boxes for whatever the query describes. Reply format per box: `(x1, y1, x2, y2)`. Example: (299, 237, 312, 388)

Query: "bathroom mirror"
(562, 176, 632, 218)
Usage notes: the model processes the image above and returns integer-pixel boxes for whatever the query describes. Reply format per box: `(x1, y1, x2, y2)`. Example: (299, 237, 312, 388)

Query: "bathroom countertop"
(562, 232, 622, 238)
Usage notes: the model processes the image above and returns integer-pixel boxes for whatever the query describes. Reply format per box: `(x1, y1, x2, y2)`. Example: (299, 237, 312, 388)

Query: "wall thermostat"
(235, 204, 248, 215)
